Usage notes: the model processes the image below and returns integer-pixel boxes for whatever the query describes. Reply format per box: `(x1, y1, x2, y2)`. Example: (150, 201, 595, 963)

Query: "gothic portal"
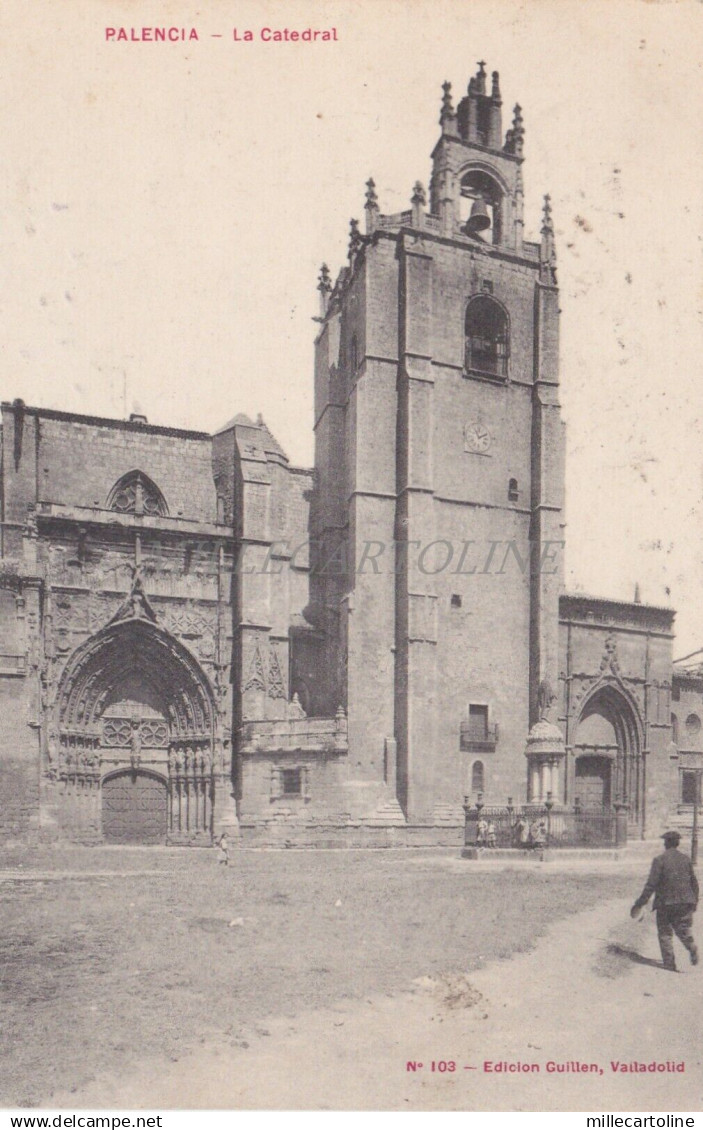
(50, 601, 217, 844)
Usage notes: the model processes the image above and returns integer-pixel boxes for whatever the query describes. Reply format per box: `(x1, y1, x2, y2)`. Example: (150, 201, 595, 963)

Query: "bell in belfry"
(465, 193, 491, 237)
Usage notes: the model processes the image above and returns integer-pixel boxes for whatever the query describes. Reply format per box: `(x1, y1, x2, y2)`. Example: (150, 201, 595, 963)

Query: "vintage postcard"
(1, 0, 702, 1116)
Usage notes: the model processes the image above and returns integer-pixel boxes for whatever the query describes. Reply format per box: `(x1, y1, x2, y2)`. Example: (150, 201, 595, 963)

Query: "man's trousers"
(656, 904, 696, 969)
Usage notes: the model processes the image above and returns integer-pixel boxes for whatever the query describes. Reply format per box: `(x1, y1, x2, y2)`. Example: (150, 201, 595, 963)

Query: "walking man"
(630, 830, 699, 971)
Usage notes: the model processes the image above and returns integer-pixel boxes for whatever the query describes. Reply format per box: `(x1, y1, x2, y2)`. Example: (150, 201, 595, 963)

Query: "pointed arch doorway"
(572, 684, 643, 824)
(54, 617, 217, 843)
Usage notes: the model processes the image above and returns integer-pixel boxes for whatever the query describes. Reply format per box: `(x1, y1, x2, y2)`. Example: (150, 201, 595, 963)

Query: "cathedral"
(0, 65, 696, 847)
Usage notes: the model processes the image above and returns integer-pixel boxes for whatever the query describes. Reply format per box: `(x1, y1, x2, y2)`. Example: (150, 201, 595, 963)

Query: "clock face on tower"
(464, 421, 492, 454)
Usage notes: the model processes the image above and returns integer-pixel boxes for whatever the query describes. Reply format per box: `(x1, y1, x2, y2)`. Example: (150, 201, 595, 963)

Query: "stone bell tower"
(312, 64, 566, 824)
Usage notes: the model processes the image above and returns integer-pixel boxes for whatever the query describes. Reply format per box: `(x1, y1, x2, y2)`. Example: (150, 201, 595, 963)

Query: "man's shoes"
(662, 961, 677, 972)
(690, 945, 699, 966)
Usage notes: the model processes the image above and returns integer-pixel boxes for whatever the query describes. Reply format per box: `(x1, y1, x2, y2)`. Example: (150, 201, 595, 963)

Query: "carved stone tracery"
(244, 645, 266, 692)
(268, 648, 286, 700)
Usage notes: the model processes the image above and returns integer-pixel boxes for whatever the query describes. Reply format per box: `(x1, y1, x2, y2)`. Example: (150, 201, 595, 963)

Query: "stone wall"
(26, 408, 215, 521)
(0, 576, 39, 839)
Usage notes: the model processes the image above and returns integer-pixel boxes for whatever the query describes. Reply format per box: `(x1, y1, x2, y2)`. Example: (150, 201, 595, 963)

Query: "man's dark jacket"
(633, 847, 699, 911)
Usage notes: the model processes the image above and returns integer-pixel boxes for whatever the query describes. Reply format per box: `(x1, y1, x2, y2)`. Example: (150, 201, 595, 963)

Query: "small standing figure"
(217, 831, 229, 867)
(476, 817, 488, 848)
(530, 818, 547, 849)
(486, 820, 497, 848)
(514, 814, 530, 849)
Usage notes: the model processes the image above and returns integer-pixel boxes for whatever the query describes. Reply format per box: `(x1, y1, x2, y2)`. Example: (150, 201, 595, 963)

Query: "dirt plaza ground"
(1, 845, 700, 1110)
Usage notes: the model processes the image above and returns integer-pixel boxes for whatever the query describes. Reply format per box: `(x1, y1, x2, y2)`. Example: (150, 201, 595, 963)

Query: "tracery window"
(464, 296, 509, 377)
(107, 472, 168, 517)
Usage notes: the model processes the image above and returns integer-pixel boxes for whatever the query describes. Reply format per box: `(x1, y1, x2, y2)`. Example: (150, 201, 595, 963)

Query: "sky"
(1, 0, 702, 653)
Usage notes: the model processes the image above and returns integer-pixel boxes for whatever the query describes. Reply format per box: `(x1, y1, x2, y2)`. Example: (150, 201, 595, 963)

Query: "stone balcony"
(238, 708, 348, 757)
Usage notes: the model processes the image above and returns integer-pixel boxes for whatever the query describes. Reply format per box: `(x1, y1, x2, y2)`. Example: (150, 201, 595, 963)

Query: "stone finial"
(317, 262, 332, 294)
(440, 80, 454, 121)
(439, 80, 459, 138)
(634, 582, 642, 604)
(505, 103, 525, 156)
(364, 177, 379, 234)
(475, 60, 487, 95)
(541, 193, 554, 235)
(540, 194, 557, 285)
(411, 181, 426, 207)
(411, 181, 426, 229)
(513, 104, 525, 155)
(317, 262, 332, 317)
(491, 70, 502, 103)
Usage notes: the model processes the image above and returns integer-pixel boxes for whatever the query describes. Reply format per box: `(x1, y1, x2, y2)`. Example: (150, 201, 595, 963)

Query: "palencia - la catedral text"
(104, 27, 338, 42)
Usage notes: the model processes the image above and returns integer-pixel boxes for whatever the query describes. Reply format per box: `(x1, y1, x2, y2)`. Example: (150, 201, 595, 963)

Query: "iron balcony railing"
(460, 721, 499, 752)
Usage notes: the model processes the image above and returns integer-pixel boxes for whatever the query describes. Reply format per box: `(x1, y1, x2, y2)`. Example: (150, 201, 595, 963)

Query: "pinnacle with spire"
(317, 263, 332, 294)
(540, 195, 557, 284)
(541, 194, 554, 236)
(316, 262, 332, 318)
(364, 177, 379, 234)
(504, 103, 524, 156)
(440, 80, 454, 122)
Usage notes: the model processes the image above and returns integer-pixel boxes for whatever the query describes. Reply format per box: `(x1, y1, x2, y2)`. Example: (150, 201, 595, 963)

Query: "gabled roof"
(214, 412, 288, 462)
(215, 413, 256, 434)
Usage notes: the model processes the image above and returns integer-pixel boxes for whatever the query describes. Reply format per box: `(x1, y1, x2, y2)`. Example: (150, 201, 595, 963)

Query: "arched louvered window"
(465, 296, 509, 377)
(107, 471, 168, 518)
(349, 334, 359, 373)
(471, 760, 485, 794)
